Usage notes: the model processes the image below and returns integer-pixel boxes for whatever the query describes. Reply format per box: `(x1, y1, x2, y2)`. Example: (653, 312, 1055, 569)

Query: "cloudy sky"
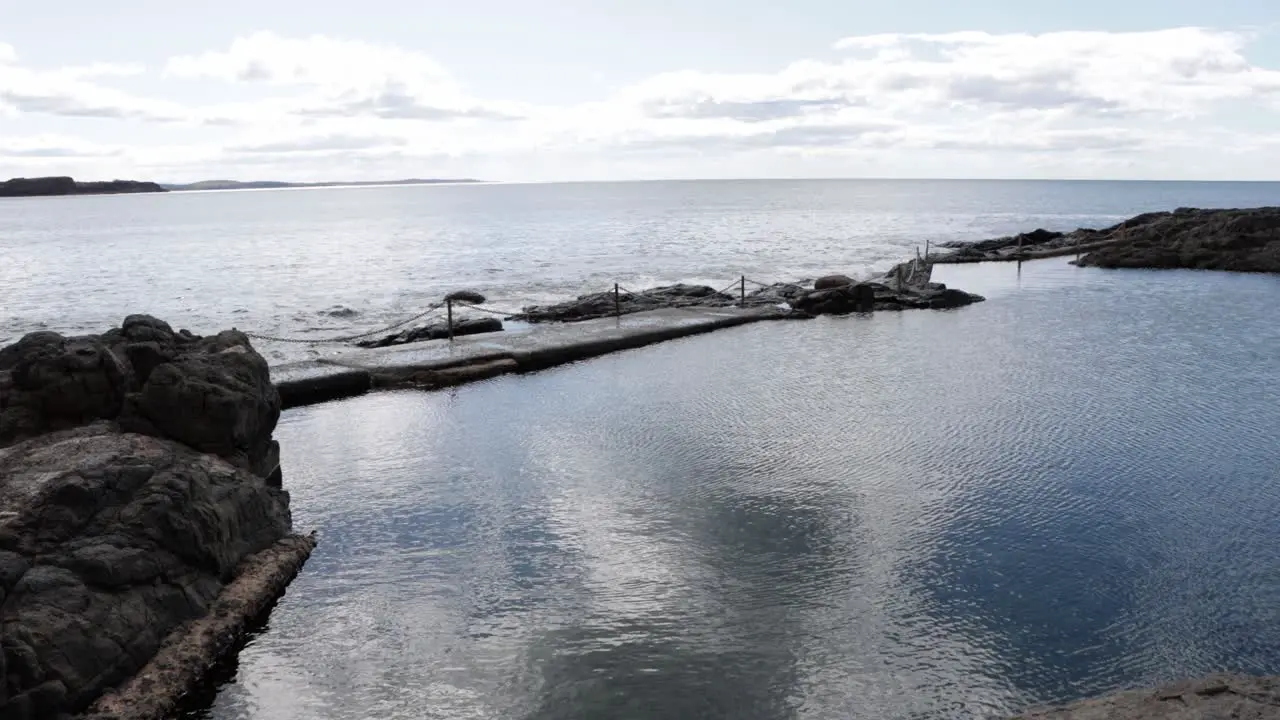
(3, 0, 1280, 182)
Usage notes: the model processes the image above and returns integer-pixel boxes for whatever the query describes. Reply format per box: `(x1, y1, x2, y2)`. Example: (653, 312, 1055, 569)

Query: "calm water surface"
(187, 258, 1280, 719)
(3, 179, 1278, 365)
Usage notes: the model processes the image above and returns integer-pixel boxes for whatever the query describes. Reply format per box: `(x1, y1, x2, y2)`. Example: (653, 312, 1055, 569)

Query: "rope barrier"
(246, 264, 928, 346)
(244, 303, 444, 344)
(713, 278, 743, 297)
(615, 286, 665, 303)
(459, 303, 525, 317)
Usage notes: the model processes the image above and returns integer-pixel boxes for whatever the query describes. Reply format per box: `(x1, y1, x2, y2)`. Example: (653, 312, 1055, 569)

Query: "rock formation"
(935, 207, 1280, 273)
(356, 317, 504, 348)
(791, 281, 983, 314)
(1074, 207, 1280, 273)
(813, 274, 855, 290)
(513, 284, 745, 323)
(510, 272, 981, 323)
(0, 177, 167, 198)
(1011, 674, 1280, 719)
(0, 316, 306, 720)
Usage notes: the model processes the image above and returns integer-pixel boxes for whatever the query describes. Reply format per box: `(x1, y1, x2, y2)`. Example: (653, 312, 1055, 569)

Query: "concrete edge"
(78, 533, 319, 720)
(511, 311, 781, 372)
(273, 310, 798, 409)
(277, 369, 371, 410)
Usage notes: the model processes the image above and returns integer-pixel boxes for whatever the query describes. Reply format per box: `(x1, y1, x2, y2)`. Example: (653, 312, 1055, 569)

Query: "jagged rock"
(743, 282, 808, 306)
(0, 316, 298, 719)
(1011, 673, 1280, 718)
(935, 207, 1280, 272)
(791, 283, 879, 314)
(1075, 206, 1280, 272)
(813, 274, 855, 290)
(514, 284, 737, 323)
(0, 424, 292, 720)
(791, 281, 984, 315)
(355, 317, 504, 348)
(0, 315, 281, 480)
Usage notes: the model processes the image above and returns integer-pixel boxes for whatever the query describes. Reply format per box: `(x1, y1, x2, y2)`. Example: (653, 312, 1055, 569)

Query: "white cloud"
(60, 62, 147, 79)
(228, 132, 408, 154)
(0, 134, 122, 158)
(165, 31, 451, 88)
(622, 28, 1280, 125)
(0, 54, 182, 121)
(164, 31, 520, 124)
(4, 27, 1280, 180)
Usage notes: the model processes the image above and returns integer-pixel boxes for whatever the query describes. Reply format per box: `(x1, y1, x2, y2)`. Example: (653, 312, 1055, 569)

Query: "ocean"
(3, 180, 1279, 718)
(2, 179, 1278, 364)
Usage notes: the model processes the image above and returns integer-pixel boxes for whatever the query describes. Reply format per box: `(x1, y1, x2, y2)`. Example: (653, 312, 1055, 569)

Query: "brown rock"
(1012, 674, 1280, 718)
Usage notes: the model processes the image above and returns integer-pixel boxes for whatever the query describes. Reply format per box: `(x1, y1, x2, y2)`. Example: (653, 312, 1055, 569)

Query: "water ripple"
(173, 257, 1280, 720)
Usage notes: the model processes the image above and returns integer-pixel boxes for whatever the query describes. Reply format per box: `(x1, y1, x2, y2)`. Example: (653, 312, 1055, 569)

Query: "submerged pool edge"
(271, 306, 805, 409)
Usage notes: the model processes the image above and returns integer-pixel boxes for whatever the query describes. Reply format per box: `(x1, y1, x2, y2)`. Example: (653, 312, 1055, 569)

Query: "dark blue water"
(189, 258, 1280, 719)
(3, 179, 1278, 366)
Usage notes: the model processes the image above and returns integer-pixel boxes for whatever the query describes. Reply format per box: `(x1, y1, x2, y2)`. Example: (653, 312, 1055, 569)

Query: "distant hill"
(163, 179, 483, 191)
(0, 176, 167, 198)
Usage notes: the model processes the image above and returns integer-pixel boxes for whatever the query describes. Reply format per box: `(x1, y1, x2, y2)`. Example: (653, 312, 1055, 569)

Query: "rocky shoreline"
(0, 177, 167, 198)
(0, 316, 312, 719)
(935, 206, 1280, 273)
(1011, 674, 1280, 718)
(340, 258, 984, 350)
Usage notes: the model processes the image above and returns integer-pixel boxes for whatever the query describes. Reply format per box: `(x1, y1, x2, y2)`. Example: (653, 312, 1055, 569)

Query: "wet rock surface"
(355, 317, 503, 348)
(1011, 674, 1280, 718)
(0, 319, 298, 720)
(937, 207, 1280, 273)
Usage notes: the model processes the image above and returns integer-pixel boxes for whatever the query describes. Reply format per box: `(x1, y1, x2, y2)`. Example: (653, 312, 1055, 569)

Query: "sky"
(2, 0, 1280, 182)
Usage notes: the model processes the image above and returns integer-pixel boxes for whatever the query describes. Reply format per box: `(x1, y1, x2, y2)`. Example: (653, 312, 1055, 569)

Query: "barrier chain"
(243, 303, 444, 344)
(247, 262, 932, 345)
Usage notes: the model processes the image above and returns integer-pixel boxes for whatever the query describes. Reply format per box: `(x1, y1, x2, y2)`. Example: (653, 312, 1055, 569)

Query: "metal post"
(447, 299, 454, 341)
(740, 276, 746, 306)
(925, 239, 930, 259)
(614, 283, 621, 317)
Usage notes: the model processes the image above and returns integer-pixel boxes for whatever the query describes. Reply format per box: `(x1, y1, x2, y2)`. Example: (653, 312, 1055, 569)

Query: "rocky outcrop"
(510, 268, 982, 322)
(935, 207, 1280, 273)
(82, 534, 317, 720)
(1074, 207, 1280, 273)
(0, 318, 304, 720)
(0, 177, 167, 198)
(790, 281, 983, 315)
(355, 317, 503, 348)
(0, 314, 280, 481)
(1011, 674, 1280, 718)
(513, 284, 742, 323)
(813, 274, 855, 290)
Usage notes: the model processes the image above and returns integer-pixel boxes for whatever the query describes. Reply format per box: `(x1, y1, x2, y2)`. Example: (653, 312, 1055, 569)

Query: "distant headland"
(0, 176, 167, 197)
(0, 176, 483, 198)
(162, 178, 482, 191)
